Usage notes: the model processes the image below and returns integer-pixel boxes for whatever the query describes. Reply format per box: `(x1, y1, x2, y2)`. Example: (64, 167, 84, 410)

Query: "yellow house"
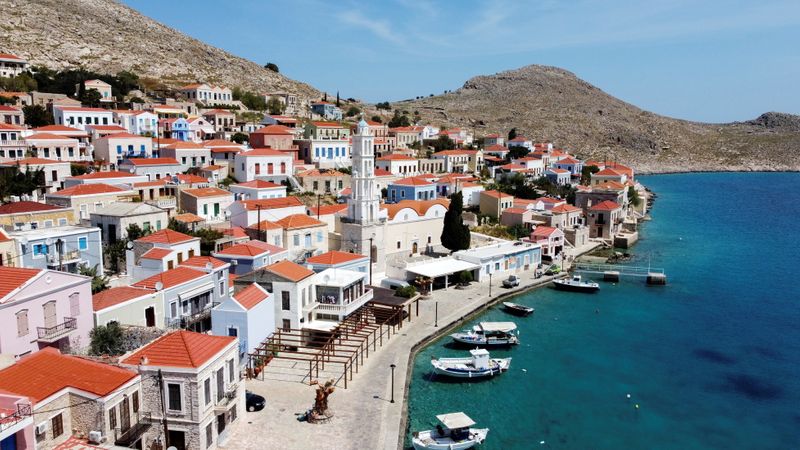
(479, 190, 514, 219)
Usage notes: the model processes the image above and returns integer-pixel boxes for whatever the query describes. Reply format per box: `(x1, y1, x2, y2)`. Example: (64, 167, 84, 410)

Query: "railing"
(114, 412, 152, 448)
(145, 197, 176, 208)
(166, 302, 219, 328)
(215, 383, 238, 410)
(0, 140, 25, 147)
(312, 289, 373, 317)
(0, 403, 32, 432)
(37, 317, 77, 342)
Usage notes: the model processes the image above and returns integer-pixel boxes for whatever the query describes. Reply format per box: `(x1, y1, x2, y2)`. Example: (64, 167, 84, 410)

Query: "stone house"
(296, 168, 350, 195)
(90, 202, 169, 244)
(479, 190, 514, 219)
(179, 187, 234, 223)
(530, 226, 565, 259)
(588, 200, 623, 240)
(375, 154, 419, 177)
(0, 202, 75, 231)
(248, 124, 295, 149)
(212, 241, 288, 276)
(45, 183, 136, 221)
(121, 331, 243, 450)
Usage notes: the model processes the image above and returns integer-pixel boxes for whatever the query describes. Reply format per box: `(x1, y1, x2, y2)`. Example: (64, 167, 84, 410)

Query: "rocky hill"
(394, 65, 800, 173)
(0, 0, 320, 99)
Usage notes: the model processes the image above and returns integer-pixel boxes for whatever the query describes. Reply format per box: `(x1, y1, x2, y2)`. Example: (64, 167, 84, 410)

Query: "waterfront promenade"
(222, 270, 564, 450)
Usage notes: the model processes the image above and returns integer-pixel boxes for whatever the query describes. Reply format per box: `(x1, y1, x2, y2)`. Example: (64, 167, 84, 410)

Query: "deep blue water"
(406, 173, 800, 449)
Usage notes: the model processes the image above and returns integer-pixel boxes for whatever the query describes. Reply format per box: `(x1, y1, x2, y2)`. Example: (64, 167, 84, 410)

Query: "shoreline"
(636, 169, 800, 175)
(394, 274, 565, 449)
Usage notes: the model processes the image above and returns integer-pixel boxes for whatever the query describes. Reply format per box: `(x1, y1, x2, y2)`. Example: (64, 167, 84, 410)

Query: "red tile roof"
(122, 330, 235, 369)
(163, 141, 206, 150)
(33, 125, 85, 133)
(0, 266, 42, 301)
(252, 124, 293, 135)
(275, 214, 325, 230)
(374, 168, 393, 177)
(203, 139, 241, 147)
(140, 248, 174, 260)
(306, 250, 367, 266)
(93, 286, 154, 311)
(383, 198, 449, 220)
(180, 255, 227, 269)
(71, 170, 138, 180)
(377, 154, 416, 161)
(265, 260, 314, 282)
(136, 229, 195, 245)
(0, 157, 64, 166)
(0, 348, 137, 404)
(481, 190, 512, 199)
(591, 200, 622, 211)
(124, 157, 180, 166)
(551, 204, 582, 214)
(133, 266, 207, 290)
(392, 176, 433, 187)
(233, 284, 270, 310)
(0, 201, 66, 215)
(24, 132, 76, 141)
(307, 203, 348, 216)
(234, 180, 284, 189)
(222, 227, 248, 238)
(532, 226, 561, 237)
(173, 213, 205, 223)
(181, 187, 231, 198)
(594, 168, 624, 177)
(240, 196, 304, 211)
(48, 183, 128, 197)
(245, 220, 283, 231)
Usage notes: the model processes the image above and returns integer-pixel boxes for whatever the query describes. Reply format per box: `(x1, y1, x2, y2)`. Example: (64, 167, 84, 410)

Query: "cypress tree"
(441, 192, 471, 252)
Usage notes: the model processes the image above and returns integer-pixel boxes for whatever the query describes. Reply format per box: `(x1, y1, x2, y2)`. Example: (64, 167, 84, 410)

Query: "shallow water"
(406, 173, 800, 449)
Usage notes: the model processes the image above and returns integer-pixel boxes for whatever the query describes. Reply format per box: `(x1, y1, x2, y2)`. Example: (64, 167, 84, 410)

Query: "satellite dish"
(126, 241, 134, 249)
(18, 237, 28, 246)
(231, 260, 238, 266)
(129, 168, 135, 174)
(45, 238, 53, 246)
(323, 274, 331, 283)
(207, 177, 213, 184)
(224, 210, 231, 218)
(44, 275, 52, 284)
(205, 262, 213, 271)
(154, 281, 163, 291)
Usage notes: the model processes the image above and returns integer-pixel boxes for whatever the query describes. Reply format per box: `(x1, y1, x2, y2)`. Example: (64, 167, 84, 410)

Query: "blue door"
(327, 147, 333, 159)
(1, 434, 17, 450)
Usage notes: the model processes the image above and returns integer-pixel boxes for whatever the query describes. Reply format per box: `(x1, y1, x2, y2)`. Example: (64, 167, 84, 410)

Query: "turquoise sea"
(406, 173, 800, 449)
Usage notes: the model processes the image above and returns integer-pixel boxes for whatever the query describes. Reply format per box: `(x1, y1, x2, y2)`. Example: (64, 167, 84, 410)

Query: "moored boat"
(502, 302, 534, 316)
(431, 349, 511, 379)
(553, 274, 600, 293)
(411, 412, 489, 450)
(450, 321, 519, 346)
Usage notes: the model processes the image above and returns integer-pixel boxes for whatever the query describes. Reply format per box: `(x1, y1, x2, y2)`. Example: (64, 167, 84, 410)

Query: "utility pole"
(157, 369, 170, 449)
(316, 194, 322, 219)
(368, 236, 374, 285)
(56, 239, 63, 272)
(257, 205, 262, 241)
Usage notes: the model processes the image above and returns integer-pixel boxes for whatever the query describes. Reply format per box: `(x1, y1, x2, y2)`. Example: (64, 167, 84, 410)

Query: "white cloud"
(336, 11, 403, 45)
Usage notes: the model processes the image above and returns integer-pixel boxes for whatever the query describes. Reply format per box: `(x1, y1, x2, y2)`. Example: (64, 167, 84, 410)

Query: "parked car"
(246, 391, 266, 412)
(545, 265, 561, 275)
(502, 275, 520, 288)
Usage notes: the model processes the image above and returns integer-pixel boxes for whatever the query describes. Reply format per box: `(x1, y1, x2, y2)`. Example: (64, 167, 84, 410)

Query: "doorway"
(145, 307, 155, 327)
(167, 430, 185, 450)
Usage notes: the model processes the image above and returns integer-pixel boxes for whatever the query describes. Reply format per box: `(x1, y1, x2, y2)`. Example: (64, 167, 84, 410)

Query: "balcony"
(37, 317, 77, 343)
(47, 250, 82, 266)
(0, 403, 32, 437)
(167, 302, 219, 329)
(308, 289, 373, 317)
(145, 196, 176, 209)
(114, 412, 152, 448)
(214, 383, 239, 412)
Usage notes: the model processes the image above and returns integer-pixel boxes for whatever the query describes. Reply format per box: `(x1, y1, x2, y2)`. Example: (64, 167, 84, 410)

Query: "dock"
(574, 262, 667, 285)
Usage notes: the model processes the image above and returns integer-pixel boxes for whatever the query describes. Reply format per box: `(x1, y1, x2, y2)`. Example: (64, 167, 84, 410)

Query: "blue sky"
(122, 0, 800, 123)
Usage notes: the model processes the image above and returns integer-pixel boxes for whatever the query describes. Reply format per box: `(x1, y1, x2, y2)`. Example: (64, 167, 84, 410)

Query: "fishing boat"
(553, 274, 600, 293)
(411, 412, 489, 450)
(502, 301, 534, 316)
(431, 349, 511, 379)
(450, 321, 519, 346)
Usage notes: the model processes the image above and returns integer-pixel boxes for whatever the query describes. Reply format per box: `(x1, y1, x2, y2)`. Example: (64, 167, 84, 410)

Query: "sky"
(121, 0, 800, 123)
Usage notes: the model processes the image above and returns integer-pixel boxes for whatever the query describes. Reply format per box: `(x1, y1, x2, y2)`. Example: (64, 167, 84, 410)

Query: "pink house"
(531, 226, 565, 259)
(0, 267, 93, 358)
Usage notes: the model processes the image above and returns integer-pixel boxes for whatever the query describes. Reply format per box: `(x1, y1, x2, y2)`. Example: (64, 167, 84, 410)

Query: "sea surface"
(405, 172, 800, 450)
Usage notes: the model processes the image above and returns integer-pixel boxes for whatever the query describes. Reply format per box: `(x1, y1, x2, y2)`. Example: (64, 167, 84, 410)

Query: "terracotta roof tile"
(240, 196, 304, 211)
(265, 260, 314, 282)
(252, 125, 292, 135)
(233, 283, 270, 310)
(180, 255, 227, 269)
(233, 180, 283, 189)
(173, 213, 205, 223)
(591, 200, 621, 211)
(133, 266, 206, 290)
(0, 157, 64, 166)
(275, 214, 325, 230)
(122, 330, 235, 369)
(383, 198, 449, 220)
(181, 187, 231, 198)
(48, 183, 128, 197)
(307, 204, 347, 216)
(0, 266, 42, 301)
(0, 201, 66, 215)
(124, 157, 180, 166)
(93, 286, 154, 311)
(306, 250, 367, 266)
(140, 248, 174, 260)
(136, 229, 195, 245)
(71, 171, 138, 180)
(391, 177, 433, 187)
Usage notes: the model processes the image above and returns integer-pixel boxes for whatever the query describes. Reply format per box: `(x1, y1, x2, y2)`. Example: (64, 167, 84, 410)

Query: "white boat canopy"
(477, 321, 517, 332)
(436, 412, 476, 430)
(405, 259, 479, 279)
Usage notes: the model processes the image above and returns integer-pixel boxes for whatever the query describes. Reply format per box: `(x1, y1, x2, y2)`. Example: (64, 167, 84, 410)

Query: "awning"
(405, 258, 479, 279)
(178, 282, 214, 301)
(436, 412, 476, 429)
(477, 321, 518, 332)
(303, 320, 339, 332)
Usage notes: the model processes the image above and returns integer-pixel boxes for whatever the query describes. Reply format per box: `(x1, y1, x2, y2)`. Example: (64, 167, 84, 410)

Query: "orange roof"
(306, 250, 367, 266)
(383, 198, 449, 220)
(124, 157, 180, 166)
(152, 137, 180, 146)
(252, 124, 293, 135)
(122, 330, 235, 369)
(0, 348, 137, 404)
(88, 125, 127, 131)
(538, 197, 564, 204)
(222, 226, 249, 238)
(374, 168, 393, 177)
(240, 196, 304, 211)
(173, 213, 205, 223)
(377, 154, 416, 161)
(233, 284, 270, 310)
(140, 248, 174, 260)
(133, 266, 206, 290)
(0, 53, 25, 61)
(265, 260, 314, 282)
(71, 170, 138, 180)
(594, 168, 624, 177)
(297, 168, 346, 177)
(558, 156, 581, 164)
(234, 180, 284, 189)
(0, 123, 23, 131)
(210, 147, 243, 154)
(0, 157, 64, 166)
(594, 181, 626, 191)
(275, 214, 325, 230)
(551, 204, 582, 214)
(136, 229, 195, 245)
(180, 255, 227, 269)
(591, 200, 621, 211)
(311, 121, 344, 128)
(481, 190, 513, 199)
(307, 203, 348, 216)
(245, 220, 283, 231)
(502, 207, 528, 215)
(182, 187, 231, 198)
(392, 176, 433, 187)
(133, 179, 168, 188)
(532, 226, 560, 237)
(93, 286, 154, 311)
(33, 125, 85, 133)
(0, 201, 65, 215)
(174, 174, 209, 184)
(203, 139, 241, 147)
(24, 132, 76, 141)
(48, 183, 128, 197)
(215, 242, 270, 257)
(163, 141, 206, 150)
(0, 266, 42, 300)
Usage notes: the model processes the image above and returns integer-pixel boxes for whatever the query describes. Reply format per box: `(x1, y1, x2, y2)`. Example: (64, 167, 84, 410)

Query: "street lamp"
(489, 272, 493, 297)
(389, 364, 397, 403)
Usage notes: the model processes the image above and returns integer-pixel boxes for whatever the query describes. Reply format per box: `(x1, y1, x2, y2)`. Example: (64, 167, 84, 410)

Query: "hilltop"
(394, 65, 800, 173)
(0, 0, 320, 100)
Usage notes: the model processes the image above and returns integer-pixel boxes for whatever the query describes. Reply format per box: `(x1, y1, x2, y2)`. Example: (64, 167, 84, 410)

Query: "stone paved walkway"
(221, 271, 563, 450)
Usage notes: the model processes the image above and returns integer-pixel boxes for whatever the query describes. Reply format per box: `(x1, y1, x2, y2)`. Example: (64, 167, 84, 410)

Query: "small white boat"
(412, 412, 489, 450)
(450, 322, 519, 347)
(431, 349, 511, 379)
(553, 274, 600, 293)
(502, 302, 534, 316)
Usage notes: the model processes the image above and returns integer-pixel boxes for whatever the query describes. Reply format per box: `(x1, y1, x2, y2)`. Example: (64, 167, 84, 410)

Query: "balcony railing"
(0, 403, 32, 433)
(214, 383, 238, 412)
(37, 317, 77, 343)
(308, 289, 373, 317)
(167, 302, 219, 329)
(114, 412, 152, 448)
(145, 196, 176, 209)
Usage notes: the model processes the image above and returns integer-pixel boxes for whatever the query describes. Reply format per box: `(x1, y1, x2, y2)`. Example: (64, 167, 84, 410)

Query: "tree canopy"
(264, 62, 279, 73)
(266, 97, 285, 115)
(89, 322, 125, 356)
(388, 111, 411, 128)
(375, 101, 391, 110)
(233, 87, 267, 111)
(441, 192, 471, 252)
(21, 104, 53, 127)
(508, 128, 518, 141)
(0, 164, 45, 199)
(345, 106, 361, 117)
(431, 135, 456, 152)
